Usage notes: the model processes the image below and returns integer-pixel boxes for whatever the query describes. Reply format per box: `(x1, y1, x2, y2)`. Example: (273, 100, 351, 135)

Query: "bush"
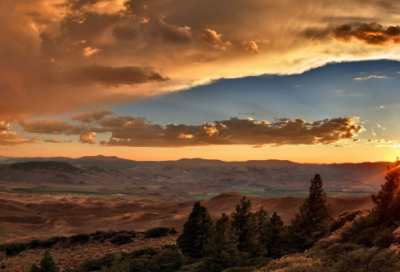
(330, 210, 364, 232)
(145, 227, 177, 238)
(110, 234, 131, 245)
(373, 227, 395, 249)
(5, 242, 27, 255)
(91, 230, 117, 241)
(69, 233, 90, 244)
(340, 216, 377, 246)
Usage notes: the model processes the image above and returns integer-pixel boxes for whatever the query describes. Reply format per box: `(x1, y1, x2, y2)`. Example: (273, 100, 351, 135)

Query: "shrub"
(5, 242, 27, 255)
(110, 234, 131, 245)
(69, 233, 90, 244)
(373, 227, 395, 249)
(330, 210, 364, 232)
(145, 227, 176, 238)
(91, 230, 117, 241)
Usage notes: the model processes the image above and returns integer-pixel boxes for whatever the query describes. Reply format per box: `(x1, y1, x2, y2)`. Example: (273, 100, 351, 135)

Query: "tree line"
(177, 174, 333, 271)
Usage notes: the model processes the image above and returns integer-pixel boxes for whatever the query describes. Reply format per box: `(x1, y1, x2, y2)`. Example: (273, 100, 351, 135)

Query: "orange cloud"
(44, 138, 61, 143)
(71, 109, 115, 123)
(242, 41, 259, 53)
(200, 29, 232, 50)
(2, 0, 400, 120)
(79, 132, 96, 144)
(15, 111, 364, 148)
(0, 121, 37, 146)
(157, 21, 193, 43)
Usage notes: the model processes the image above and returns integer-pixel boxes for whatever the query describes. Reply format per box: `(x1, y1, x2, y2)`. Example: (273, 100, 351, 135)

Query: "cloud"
(79, 65, 170, 86)
(79, 132, 96, 144)
(332, 23, 400, 46)
(2, 1, 400, 118)
(200, 29, 232, 50)
(44, 138, 61, 143)
(242, 41, 259, 53)
(71, 109, 115, 123)
(11, 110, 365, 148)
(0, 121, 37, 146)
(80, 0, 128, 15)
(157, 21, 193, 43)
(83, 47, 102, 57)
(100, 116, 363, 147)
(112, 26, 139, 41)
(18, 119, 88, 135)
(354, 75, 387, 80)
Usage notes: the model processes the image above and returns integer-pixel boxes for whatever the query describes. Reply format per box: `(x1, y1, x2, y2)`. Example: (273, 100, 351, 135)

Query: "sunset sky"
(1, 0, 400, 163)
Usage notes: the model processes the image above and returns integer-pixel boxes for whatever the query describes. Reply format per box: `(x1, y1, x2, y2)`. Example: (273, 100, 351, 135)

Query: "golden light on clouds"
(1, 0, 400, 162)
(0, 0, 400, 119)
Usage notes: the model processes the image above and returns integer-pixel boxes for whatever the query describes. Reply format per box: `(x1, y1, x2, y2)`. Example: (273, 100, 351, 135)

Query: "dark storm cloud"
(331, 22, 400, 45)
(79, 65, 170, 86)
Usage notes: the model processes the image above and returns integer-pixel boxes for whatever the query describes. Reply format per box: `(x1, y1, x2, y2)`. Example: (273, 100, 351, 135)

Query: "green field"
(233, 186, 375, 197)
(11, 188, 104, 195)
(177, 194, 216, 200)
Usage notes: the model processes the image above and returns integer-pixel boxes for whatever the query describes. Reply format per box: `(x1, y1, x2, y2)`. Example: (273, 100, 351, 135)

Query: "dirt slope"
(0, 192, 373, 243)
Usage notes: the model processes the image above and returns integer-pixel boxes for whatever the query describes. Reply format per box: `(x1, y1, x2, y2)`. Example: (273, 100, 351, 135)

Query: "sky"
(1, 0, 400, 163)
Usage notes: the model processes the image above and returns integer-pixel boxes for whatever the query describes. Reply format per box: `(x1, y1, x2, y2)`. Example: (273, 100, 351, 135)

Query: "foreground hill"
(0, 192, 373, 243)
(0, 155, 391, 194)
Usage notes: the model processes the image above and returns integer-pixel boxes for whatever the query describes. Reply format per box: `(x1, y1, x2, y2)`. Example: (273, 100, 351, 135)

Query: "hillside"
(0, 192, 373, 243)
(0, 156, 391, 193)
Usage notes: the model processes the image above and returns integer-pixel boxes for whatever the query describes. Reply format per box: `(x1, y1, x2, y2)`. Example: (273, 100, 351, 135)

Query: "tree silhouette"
(39, 250, 56, 272)
(231, 196, 263, 257)
(201, 213, 239, 272)
(177, 202, 214, 258)
(255, 207, 272, 256)
(29, 263, 40, 272)
(372, 159, 400, 223)
(268, 211, 285, 257)
(289, 174, 333, 251)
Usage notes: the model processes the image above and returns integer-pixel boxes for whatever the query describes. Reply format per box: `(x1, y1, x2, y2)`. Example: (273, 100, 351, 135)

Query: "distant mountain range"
(0, 155, 391, 193)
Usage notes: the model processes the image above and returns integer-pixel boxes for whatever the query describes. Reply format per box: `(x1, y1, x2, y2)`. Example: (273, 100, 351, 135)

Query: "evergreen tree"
(201, 213, 239, 272)
(255, 207, 272, 255)
(29, 263, 40, 272)
(270, 212, 285, 256)
(39, 250, 57, 272)
(231, 196, 262, 257)
(372, 159, 400, 223)
(289, 174, 333, 251)
(177, 202, 214, 258)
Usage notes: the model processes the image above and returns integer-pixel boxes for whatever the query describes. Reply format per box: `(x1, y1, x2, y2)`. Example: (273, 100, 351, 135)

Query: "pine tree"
(269, 211, 284, 257)
(201, 213, 239, 272)
(289, 174, 333, 251)
(255, 207, 272, 255)
(177, 202, 214, 258)
(255, 209, 284, 257)
(372, 159, 400, 223)
(231, 196, 262, 257)
(39, 250, 57, 272)
(29, 263, 40, 272)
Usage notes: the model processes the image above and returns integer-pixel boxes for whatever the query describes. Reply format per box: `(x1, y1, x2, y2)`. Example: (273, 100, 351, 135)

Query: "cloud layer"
(14, 110, 364, 148)
(2, 0, 400, 118)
